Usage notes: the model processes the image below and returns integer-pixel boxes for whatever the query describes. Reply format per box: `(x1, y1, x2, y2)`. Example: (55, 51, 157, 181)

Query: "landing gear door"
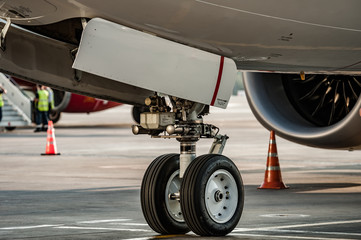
(73, 18, 237, 109)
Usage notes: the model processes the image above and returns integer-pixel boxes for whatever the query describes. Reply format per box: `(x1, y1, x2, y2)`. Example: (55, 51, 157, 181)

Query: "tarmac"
(1, 92, 361, 240)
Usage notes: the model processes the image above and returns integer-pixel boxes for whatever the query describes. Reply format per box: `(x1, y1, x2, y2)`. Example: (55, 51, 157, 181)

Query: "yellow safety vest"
(0, 93, 3, 107)
(37, 90, 49, 111)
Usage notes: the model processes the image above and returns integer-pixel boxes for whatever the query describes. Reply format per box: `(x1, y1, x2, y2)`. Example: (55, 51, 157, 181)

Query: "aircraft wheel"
(141, 154, 189, 234)
(180, 154, 244, 236)
(49, 110, 61, 123)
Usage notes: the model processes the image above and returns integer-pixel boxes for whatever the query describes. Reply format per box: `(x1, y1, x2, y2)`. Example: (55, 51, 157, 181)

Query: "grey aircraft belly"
(1, 0, 361, 237)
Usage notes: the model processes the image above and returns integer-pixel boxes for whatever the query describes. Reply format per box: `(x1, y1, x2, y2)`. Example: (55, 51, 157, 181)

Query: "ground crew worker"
(0, 85, 7, 122)
(46, 87, 55, 118)
(34, 85, 49, 132)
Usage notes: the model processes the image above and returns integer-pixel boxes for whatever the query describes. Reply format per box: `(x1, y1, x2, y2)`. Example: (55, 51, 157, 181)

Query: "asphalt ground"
(1, 93, 361, 240)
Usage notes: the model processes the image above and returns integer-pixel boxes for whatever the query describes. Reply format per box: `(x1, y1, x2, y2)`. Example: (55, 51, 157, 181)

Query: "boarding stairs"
(0, 73, 32, 129)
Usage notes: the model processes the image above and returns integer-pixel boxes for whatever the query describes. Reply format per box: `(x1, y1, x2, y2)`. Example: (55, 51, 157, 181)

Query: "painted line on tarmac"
(123, 234, 343, 240)
(234, 219, 361, 231)
(77, 219, 131, 224)
(0, 225, 62, 230)
(121, 238, 151, 240)
(232, 220, 361, 239)
(123, 236, 192, 240)
(109, 223, 149, 226)
(230, 233, 349, 240)
(54, 226, 151, 232)
(260, 214, 310, 218)
(267, 219, 361, 230)
(270, 229, 361, 237)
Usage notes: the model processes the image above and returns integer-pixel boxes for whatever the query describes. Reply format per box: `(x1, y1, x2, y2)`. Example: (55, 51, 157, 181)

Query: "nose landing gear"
(134, 95, 244, 236)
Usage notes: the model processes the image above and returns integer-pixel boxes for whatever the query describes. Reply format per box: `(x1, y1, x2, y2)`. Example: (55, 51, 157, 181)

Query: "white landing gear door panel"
(73, 18, 237, 109)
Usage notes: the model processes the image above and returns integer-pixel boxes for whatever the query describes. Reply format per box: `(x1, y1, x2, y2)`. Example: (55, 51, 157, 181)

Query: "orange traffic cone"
(41, 121, 60, 155)
(258, 131, 288, 189)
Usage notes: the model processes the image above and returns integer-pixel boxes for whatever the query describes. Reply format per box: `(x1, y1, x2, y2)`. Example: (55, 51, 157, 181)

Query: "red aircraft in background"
(11, 76, 122, 123)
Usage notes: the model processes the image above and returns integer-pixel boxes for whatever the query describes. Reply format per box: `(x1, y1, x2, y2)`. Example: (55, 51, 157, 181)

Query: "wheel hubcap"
(214, 190, 223, 202)
(165, 170, 184, 222)
(205, 169, 238, 223)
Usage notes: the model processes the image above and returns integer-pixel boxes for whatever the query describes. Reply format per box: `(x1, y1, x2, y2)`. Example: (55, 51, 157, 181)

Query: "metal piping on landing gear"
(132, 125, 151, 135)
(166, 125, 188, 135)
(209, 134, 229, 154)
(131, 94, 229, 169)
(169, 192, 180, 201)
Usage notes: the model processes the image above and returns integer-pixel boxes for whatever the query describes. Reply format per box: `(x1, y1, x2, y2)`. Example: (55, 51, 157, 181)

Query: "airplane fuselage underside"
(2, 0, 361, 73)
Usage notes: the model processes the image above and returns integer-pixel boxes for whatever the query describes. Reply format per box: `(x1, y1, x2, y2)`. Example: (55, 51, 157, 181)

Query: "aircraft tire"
(141, 154, 189, 234)
(180, 154, 244, 236)
(49, 110, 61, 124)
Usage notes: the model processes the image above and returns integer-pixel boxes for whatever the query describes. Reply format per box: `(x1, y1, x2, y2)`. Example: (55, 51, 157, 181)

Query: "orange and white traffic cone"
(41, 121, 60, 155)
(258, 130, 288, 189)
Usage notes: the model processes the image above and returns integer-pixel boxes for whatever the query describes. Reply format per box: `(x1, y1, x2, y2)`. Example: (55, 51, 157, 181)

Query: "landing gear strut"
(133, 94, 244, 236)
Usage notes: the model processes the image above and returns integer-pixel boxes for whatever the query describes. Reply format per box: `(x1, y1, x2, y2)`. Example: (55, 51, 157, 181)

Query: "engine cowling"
(243, 72, 361, 150)
(52, 90, 71, 112)
(52, 90, 121, 113)
(48, 90, 122, 123)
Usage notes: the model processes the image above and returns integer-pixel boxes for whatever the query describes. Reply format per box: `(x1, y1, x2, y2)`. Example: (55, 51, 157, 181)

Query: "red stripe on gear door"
(210, 56, 224, 106)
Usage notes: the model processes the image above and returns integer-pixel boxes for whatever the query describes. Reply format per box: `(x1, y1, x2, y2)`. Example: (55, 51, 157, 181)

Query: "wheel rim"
(165, 170, 184, 222)
(205, 169, 238, 223)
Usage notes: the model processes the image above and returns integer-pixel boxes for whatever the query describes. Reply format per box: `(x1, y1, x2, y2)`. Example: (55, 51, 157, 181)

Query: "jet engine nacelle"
(49, 90, 122, 123)
(243, 72, 361, 150)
